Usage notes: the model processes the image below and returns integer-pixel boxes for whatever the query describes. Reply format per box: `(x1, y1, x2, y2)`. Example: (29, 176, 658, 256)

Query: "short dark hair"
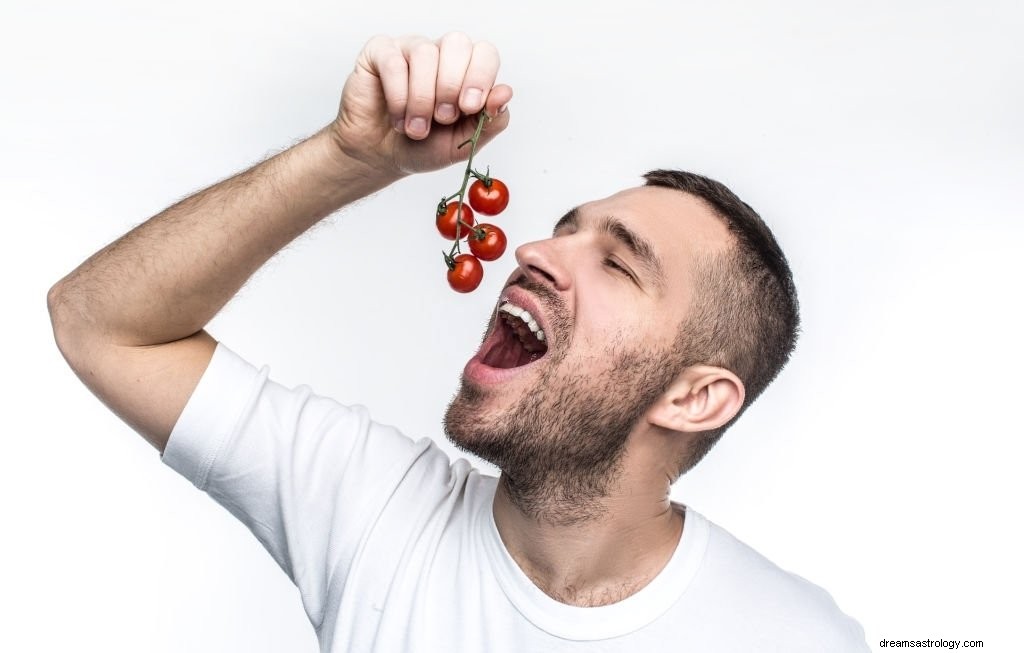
(642, 170, 801, 477)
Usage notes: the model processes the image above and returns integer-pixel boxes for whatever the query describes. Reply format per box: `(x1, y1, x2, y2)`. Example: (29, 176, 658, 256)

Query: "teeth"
(499, 301, 546, 343)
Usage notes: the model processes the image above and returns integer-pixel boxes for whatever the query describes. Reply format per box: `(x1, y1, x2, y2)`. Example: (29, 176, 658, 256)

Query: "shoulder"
(693, 511, 869, 651)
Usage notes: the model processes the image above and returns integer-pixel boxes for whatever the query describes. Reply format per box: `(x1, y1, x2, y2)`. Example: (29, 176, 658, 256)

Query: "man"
(48, 32, 869, 651)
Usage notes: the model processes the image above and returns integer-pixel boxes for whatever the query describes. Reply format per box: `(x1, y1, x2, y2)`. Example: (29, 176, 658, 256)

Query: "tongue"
(482, 319, 542, 369)
(482, 333, 532, 369)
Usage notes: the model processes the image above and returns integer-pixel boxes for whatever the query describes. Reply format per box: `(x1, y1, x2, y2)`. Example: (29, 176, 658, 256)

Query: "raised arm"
(47, 32, 512, 453)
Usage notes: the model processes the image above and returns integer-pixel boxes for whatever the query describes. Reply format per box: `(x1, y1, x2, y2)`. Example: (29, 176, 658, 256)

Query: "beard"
(443, 318, 687, 527)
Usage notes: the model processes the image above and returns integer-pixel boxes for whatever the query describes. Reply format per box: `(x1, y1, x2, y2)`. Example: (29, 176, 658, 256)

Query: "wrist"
(318, 123, 405, 190)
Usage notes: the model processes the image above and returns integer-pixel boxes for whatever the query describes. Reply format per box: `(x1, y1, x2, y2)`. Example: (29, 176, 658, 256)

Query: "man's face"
(443, 186, 730, 521)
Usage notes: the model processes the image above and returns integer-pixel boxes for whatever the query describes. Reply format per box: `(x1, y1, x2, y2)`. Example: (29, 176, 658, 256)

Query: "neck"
(492, 458, 684, 607)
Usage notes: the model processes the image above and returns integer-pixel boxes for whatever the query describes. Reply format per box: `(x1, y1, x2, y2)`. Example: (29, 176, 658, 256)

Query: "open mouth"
(480, 304, 549, 369)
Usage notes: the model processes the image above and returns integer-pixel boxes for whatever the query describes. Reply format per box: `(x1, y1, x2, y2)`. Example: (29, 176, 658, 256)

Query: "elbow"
(47, 281, 64, 330)
(47, 281, 82, 365)
(46, 281, 63, 316)
(47, 280, 72, 334)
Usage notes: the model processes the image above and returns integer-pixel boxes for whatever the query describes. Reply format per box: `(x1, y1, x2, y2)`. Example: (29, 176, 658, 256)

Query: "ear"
(646, 365, 745, 433)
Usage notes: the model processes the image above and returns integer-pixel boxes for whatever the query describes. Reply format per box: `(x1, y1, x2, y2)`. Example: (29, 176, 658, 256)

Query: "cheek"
(577, 293, 624, 333)
(580, 277, 648, 332)
(568, 270, 661, 353)
(572, 306, 647, 356)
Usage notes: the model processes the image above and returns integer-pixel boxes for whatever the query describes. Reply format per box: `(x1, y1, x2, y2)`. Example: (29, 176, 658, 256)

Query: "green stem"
(469, 165, 491, 185)
(451, 111, 491, 250)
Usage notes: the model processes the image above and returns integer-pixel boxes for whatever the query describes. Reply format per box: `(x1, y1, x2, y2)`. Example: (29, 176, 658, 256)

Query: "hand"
(329, 32, 513, 178)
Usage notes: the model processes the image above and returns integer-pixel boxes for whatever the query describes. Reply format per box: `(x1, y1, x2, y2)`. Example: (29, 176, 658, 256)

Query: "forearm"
(48, 125, 398, 348)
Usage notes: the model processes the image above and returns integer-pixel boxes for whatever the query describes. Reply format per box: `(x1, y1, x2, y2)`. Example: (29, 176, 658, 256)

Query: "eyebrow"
(553, 207, 667, 291)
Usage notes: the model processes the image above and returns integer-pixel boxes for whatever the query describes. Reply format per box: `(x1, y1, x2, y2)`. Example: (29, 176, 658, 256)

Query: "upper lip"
(497, 285, 550, 343)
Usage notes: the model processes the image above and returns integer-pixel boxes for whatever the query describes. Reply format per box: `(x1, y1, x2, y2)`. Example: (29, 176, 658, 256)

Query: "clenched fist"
(329, 32, 513, 177)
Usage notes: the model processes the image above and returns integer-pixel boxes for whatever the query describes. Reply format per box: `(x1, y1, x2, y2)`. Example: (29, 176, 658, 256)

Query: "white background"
(3, 0, 1021, 650)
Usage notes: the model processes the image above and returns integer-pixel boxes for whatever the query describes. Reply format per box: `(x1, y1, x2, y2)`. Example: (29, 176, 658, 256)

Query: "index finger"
(361, 35, 411, 131)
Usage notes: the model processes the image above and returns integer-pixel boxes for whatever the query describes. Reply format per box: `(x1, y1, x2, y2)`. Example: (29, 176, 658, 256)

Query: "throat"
(493, 480, 687, 607)
(527, 573, 653, 607)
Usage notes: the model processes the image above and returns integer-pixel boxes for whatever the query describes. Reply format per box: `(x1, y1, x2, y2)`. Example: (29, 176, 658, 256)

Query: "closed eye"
(604, 258, 635, 281)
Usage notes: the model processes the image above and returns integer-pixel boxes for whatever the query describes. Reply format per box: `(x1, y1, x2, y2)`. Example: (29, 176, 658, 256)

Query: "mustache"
(507, 276, 564, 314)
(476, 273, 570, 349)
(506, 275, 569, 337)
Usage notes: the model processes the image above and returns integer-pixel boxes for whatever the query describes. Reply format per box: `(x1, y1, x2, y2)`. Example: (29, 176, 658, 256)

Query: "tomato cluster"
(437, 176, 510, 293)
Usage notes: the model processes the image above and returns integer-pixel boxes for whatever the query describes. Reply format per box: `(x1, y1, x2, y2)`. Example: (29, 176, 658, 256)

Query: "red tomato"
(467, 223, 507, 261)
(467, 178, 510, 215)
(447, 254, 484, 293)
(436, 202, 475, 240)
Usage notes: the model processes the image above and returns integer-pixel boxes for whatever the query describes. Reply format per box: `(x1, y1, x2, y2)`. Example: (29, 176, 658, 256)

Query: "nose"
(514, 237, 571, 291)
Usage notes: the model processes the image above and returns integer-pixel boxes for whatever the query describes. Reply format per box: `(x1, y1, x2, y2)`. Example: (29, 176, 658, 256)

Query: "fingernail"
(408, 117, 427, 136)
(498, 103, 508, 114)
(394, 119, 404, 132)
(463, 88, 482, 110)
(437, 103, 455, 121)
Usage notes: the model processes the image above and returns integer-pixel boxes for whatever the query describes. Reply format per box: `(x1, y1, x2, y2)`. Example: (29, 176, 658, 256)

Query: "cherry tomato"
(436, 202, 475, 240)
(468, 223, 507, 261)
(447, 254, 484, 293)
(467, 178, 510, 215)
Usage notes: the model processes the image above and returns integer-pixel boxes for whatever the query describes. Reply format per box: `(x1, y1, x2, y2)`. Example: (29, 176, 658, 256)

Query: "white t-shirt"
(161, 342, 870, 652)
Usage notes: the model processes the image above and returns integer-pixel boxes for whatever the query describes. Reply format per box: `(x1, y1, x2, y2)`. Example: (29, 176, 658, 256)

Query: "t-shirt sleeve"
(160, 340, 435, 630)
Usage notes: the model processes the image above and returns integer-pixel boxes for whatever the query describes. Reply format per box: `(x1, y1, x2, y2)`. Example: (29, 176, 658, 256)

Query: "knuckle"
(398, 33, 425, 45)
(441, 31, 472, 48)
(382, 55, 407, 75)
(469, 41, 500, 75)
(387, 92, 408, 111)
(411, 40, 439, 60)
(475, 40, 498, 59)
(365, 33, 390, 49)
(435, 79, 462, 96)
(366, 34, 402, 60)
(409, 92, 436, 107)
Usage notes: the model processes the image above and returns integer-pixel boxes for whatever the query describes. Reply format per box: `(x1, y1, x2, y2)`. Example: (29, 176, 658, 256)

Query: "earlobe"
(647, 366, 745, 433)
